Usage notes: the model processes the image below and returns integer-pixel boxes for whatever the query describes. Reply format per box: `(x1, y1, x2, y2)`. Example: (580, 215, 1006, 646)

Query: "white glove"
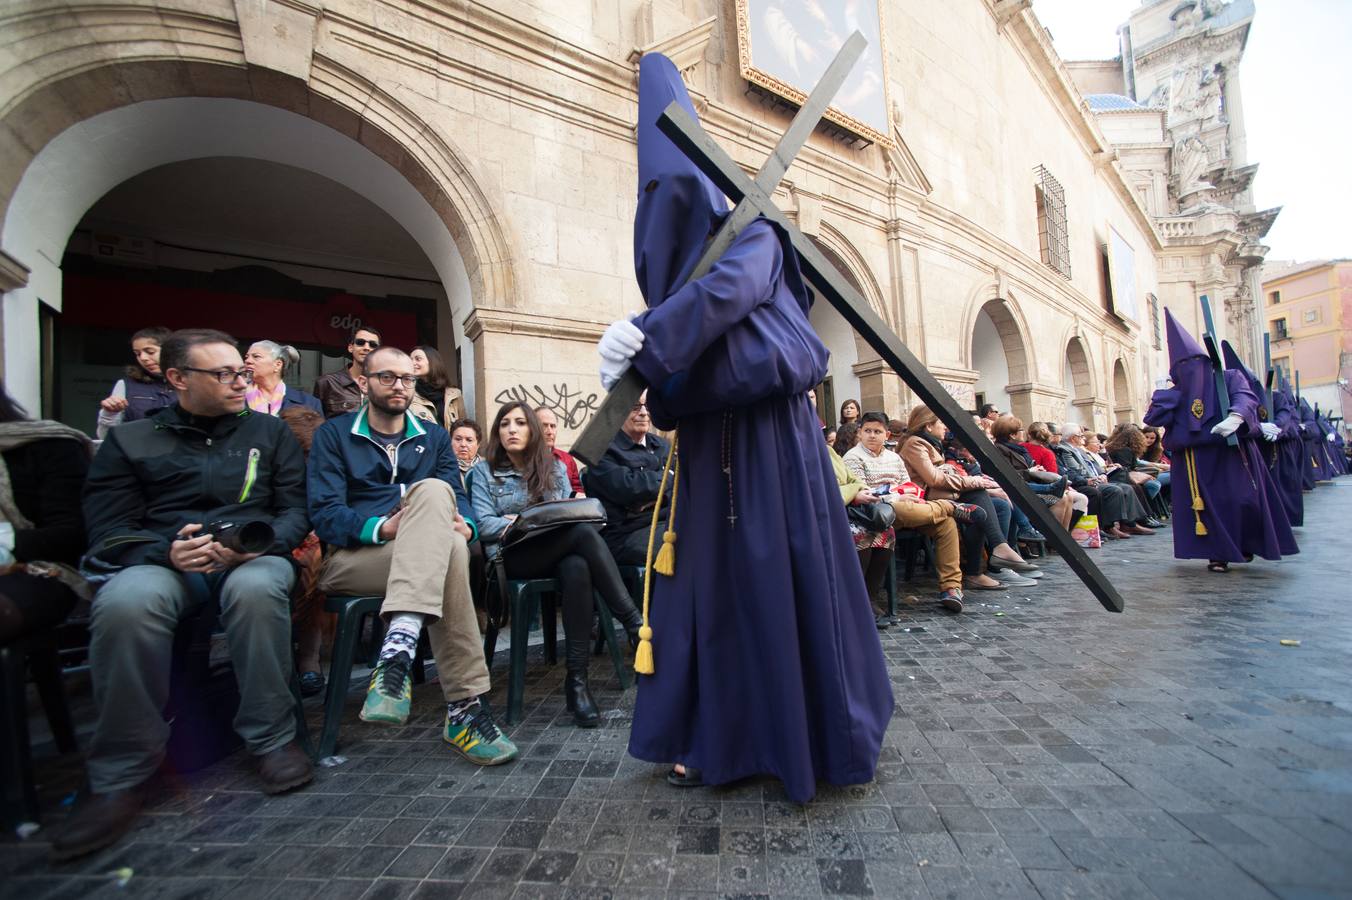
(598, 318, 644, 363)
(1210, 413, 1244, 438)
(598, 318, 645, 391)
(1154, 377, 1171, 390)
(1259, 422, 1281, 442)
(1329, 432, 1337, 443)
(599, 356, 629, 391)
(1298, 423, 1307, 432)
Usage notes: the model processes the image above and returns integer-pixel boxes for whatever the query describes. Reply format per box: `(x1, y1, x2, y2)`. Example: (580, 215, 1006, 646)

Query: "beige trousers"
(318, 478, 490, 701)
(888, 497, 962, 592)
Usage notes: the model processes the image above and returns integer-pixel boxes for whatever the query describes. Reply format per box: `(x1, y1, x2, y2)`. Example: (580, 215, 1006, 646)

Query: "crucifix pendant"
(727, 514, 737, 527)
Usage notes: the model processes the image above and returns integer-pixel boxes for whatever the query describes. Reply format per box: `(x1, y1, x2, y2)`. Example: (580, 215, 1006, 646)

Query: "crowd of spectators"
(6, 326, 1178, 860)
(823, 399, 1170, 624)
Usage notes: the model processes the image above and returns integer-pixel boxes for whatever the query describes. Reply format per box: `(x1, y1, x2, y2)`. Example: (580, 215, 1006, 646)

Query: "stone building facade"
(0, 0, 1170, 439)
(1067, 0, 1276, 376)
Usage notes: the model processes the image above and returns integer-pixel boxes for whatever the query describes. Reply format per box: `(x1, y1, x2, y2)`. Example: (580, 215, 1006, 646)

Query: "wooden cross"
(574, 33, 1125, 614)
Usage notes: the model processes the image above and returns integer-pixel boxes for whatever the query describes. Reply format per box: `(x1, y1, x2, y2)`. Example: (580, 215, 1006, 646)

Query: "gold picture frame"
(734, 0, 894, 148)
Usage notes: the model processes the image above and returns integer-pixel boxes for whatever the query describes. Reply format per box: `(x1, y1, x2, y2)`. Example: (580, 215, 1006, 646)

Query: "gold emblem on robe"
(1191, 399, 1205, 419)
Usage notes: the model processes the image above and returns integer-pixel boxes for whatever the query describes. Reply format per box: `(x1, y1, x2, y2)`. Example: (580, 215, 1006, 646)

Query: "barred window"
(1148, 293, 1162, 350)
(1035, 166, 1071, 280)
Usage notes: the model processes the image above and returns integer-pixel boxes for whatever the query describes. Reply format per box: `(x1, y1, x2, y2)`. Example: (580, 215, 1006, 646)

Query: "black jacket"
(4, 438, 89, 565)
(582, 431, 672, 550)
(1052, 444, 1093, 488)
(83, 404, 309, 570)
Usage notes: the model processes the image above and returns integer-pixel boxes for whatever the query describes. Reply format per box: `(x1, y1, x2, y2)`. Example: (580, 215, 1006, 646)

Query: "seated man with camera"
(308, 346, 516, 766)
(54, 329, 313, 860)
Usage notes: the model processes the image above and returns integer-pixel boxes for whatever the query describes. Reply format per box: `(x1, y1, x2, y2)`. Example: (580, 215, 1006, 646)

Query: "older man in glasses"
(582, 390, 673, 566)
(55, 329, 314, 860)
(307, 346, 517, 767)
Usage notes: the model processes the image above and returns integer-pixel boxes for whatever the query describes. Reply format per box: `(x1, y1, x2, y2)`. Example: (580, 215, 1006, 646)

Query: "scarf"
(0, 420, 94, 599)
(416, 382, 447, 427)
(996, 438, 1034, 469)
(246, 380, 287, 415)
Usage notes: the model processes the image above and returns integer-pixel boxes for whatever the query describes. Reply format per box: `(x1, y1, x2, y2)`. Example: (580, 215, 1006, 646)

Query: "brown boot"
(256, 740, 314, 794)
(49, 784, 145, 861)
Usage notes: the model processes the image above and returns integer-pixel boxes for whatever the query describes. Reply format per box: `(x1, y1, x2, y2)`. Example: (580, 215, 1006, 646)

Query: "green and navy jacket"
(308, 407, 476, 548)
(83, 403, 309, 570)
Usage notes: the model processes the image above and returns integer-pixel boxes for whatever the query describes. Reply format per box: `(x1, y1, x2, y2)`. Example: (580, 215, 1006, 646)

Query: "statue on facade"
(1174, 135, 1212, 197)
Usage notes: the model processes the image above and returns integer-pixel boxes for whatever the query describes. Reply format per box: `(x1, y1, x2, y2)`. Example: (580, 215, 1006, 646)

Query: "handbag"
(1127, 470, 1154, 485)
(846, 500, 896, 531)
(486, 498, 608, 629)
(1027, 469, 1062, 484)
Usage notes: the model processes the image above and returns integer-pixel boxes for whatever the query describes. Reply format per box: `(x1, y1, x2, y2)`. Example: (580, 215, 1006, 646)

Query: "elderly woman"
(242, 340, 322, 415)
(902, 406, 1040, 581)
(991, 416, 1075, 530)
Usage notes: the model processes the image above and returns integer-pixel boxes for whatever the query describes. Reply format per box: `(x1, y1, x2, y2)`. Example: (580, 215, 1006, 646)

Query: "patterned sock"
(379, 612, 423, 663)
(447, 696, 480, 724)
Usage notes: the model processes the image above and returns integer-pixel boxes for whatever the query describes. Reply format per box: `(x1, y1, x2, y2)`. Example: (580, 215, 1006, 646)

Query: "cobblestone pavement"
(4, 484, 1352, 899)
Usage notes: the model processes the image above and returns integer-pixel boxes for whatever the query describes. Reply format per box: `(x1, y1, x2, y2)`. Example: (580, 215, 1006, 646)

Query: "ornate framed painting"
(734, 0, 894, 147)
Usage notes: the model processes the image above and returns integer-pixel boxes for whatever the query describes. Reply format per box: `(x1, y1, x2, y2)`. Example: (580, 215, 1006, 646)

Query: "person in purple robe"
(1220, 340, 1299, 534)
(1297, 397, 1327, 485)
(596, 53, 892, 802)
(1144, 311, 1297, 572)
(1264, 371, 1306, 526)
(1314, 410, 1346, 476)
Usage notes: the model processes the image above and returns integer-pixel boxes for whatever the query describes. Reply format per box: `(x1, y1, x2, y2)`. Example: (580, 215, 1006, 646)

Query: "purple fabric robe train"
(624, 53, 893, 802)
(1267, 373, 1306, 526)
(1144, 311, 1296, 561)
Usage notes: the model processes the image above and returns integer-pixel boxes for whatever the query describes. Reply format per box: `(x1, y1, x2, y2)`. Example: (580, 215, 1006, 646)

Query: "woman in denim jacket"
(471, 401, 645, 727)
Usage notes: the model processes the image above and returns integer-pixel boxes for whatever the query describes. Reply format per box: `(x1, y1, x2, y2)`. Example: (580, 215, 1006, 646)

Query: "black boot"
(564, 635, 599, 727)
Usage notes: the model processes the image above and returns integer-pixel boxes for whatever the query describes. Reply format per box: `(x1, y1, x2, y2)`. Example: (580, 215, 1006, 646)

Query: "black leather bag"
(846, 500, 896, 531)
(486, 498, 609, 630)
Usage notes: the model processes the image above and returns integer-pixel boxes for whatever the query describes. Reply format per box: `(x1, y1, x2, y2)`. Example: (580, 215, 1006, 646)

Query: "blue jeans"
(1142, 477, 1161, 498)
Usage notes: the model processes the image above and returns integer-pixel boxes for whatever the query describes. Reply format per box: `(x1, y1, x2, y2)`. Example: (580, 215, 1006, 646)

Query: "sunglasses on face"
(352, 338, 380, 349)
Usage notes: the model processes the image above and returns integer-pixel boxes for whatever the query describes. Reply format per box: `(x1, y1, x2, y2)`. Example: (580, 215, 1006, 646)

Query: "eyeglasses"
(631, 403, 649, 413)
(370, 372, 416, 388)
(352, 338, 380, 349)
(182, 366, 253, 385)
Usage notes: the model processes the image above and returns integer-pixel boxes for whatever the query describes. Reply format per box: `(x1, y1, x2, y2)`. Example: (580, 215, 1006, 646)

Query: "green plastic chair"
(482, 579, 630, 725)
(316, 595, 384, 759)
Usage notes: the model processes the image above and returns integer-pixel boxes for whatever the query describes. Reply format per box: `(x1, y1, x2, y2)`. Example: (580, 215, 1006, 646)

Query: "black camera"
(204, 519, 275, 554)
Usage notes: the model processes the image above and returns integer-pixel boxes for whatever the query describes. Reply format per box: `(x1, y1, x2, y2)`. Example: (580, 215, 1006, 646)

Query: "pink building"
(1261, 260, 1352, 432)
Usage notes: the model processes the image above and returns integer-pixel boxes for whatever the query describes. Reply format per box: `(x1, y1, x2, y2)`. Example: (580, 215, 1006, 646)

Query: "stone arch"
(0, 56, 518, 406)
(807, 230, 889, 419)
(1063, 334, 1098, 427)
(1112, 357, 1134, 423)
(962, 285, 1034, 419)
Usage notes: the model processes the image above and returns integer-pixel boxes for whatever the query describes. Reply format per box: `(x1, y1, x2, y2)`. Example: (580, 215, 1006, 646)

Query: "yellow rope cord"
(1185, 448, 1207, 536)
(635, 432, 679, 675)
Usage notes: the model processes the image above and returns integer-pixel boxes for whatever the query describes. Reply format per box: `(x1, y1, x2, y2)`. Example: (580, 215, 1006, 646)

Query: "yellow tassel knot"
(633, 626, 655, 675)
(653, 530, 677, 576)
(1195, 520, 1208, 536)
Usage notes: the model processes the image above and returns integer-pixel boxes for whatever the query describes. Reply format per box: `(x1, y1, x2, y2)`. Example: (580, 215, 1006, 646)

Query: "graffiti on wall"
(493, 382, 602, 429)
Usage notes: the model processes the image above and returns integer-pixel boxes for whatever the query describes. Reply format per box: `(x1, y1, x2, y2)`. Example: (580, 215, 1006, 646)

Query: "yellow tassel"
(653, 531, 676, 576)
(1191, 494, 1205, 511)
(633, 625, 655, 675)
(637, 434, 680, 676)
(1195, 519, 1208, 536)
(1186, 448, 1208, 536)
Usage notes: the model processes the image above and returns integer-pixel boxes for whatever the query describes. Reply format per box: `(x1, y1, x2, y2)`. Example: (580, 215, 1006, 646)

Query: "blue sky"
(1032, 0, 1352, 262)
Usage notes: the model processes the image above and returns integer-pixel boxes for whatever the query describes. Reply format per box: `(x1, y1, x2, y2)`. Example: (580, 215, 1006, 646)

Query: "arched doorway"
(1112, 358, 1134, 423)
(57, 155, 450, 433)
(1063, 336, 1097, 427)
(0, 60, 516, 416)
(969, 298, 1031, 419)
(807, 237, 889, 424)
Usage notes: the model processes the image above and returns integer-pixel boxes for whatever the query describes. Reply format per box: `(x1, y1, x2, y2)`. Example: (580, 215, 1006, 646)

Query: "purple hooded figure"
(609, 53, 892, 801)
(1221, 340, 1300, 535)
(1314, 409, 1346, 477)
(1297, 397, 1327, 485)
(1265, 370, 1306, 526)
(1144, 310, 1296, 568)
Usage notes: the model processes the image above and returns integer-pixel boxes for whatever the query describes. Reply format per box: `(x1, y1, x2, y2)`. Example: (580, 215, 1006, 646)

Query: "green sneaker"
(359, 651, 413, 724)
(443, 701, 518, 766)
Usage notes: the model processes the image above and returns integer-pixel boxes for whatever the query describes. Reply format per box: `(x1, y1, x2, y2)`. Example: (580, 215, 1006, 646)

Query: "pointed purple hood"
(1221, 339, 1265, 411)
(1165, 308, 1213, 435)
(633, 53, 728, 307)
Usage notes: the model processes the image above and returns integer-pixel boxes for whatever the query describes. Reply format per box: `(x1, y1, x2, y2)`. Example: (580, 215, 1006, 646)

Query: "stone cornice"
(0, 250, 30, 293)
(463, 308, 605, 343)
